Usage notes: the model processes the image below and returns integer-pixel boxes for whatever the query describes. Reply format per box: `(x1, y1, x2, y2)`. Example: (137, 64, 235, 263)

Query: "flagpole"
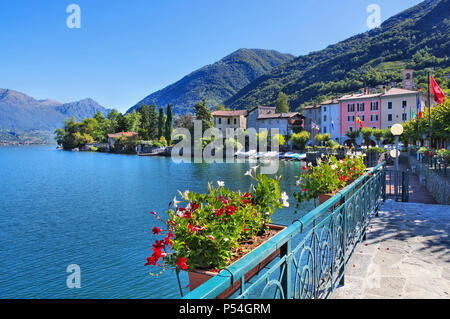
(428, 71, 432, 148)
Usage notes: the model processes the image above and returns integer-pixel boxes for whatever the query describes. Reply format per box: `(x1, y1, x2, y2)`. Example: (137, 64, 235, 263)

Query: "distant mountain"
(127, 48, 294, 114)
(224, 0, 450, 110)
(0, 89, 110, 132)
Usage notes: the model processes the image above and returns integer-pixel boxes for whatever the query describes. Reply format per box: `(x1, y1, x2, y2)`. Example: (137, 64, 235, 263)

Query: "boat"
(291, 153, 307, 161)
(238, 150, 257, 158)
(264, 151, 279, 159)
(280, 152, 294, 159)
(253, 152, 267, 159)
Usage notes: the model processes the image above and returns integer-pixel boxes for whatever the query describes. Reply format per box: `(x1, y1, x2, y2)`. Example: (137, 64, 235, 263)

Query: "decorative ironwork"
(183, 163, 386, 299)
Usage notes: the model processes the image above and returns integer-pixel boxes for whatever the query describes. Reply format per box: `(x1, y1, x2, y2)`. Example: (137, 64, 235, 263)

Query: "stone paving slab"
(332, 200, 450, 299)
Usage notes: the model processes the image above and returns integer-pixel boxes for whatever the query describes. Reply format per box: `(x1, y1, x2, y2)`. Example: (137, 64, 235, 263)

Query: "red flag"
(430, 75, 445, 104)
(356, 116, 363, 129)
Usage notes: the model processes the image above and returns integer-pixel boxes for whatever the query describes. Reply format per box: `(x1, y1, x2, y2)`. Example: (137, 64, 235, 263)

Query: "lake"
(0, 146, 314, 298)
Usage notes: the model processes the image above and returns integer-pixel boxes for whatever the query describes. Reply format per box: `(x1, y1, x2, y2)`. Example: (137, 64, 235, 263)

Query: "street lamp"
(391, 124, 403, 171)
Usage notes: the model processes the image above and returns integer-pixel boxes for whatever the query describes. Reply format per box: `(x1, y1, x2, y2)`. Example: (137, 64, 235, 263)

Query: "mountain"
(224, 0, 450, 111)
(127, 48, 294, 114)
(0, 89, 110, 132)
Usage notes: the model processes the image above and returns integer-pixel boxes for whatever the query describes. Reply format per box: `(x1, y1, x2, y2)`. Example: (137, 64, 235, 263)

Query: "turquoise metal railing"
(183, 162, 386, 299)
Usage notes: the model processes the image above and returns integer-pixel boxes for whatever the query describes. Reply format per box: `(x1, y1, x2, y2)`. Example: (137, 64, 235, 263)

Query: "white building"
(320, 99, 341, 143)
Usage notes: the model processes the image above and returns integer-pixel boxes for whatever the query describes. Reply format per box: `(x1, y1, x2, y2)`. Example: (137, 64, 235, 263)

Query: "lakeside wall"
(407, 155, 450, 205)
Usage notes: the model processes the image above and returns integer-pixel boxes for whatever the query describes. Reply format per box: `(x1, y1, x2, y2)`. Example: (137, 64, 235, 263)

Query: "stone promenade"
(332, 200, 450, 299)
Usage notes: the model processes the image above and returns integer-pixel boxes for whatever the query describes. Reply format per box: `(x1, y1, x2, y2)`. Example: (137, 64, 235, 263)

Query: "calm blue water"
(0, 146, 314, 299)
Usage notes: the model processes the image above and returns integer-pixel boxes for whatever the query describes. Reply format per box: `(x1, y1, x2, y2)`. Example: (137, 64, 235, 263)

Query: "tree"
(125, 111, 142, 133)
(137, 104, 152, 140)
(291, 131, 310, 150)
(314, 133, 324, 146)
(214, 104, 230, 111)
(346, 129, 360, 146)
(175, 114, 193, 130)
(193, 99, 213, 133)
(275, 92, 289, 113)
(360, 127, 373, 146)
(158, 106, 166, 138)
(148, 103, 159, 140)
(373, 129, 384, 146)
(383, 128, 394, 144)
(164, 103, 173, 144)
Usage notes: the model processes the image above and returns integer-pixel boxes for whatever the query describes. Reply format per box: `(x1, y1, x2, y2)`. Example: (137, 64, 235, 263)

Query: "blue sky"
(0, 0, 422, 112)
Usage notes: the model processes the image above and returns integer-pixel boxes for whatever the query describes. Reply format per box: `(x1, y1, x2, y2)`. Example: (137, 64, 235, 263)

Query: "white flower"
(296, 179, 301, 186)
(281, 192, 289, 207)
(217, 181, 225, 187)
(317, 158, 322, 164)
(245, 169, 252, 176)
(308, 162, 313, 167)
(331, 164, 337, 170)
(172, 196, 180, 208)
(178, 190, 189, 200)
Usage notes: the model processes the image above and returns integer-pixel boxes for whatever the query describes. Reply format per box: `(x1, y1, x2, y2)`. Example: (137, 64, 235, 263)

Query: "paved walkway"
(332, 200, 450, 299)
(386, 158, 437, 204)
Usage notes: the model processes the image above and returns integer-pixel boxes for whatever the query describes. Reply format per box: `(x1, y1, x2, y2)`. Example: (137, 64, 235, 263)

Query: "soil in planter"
(228, 228, 281, 266)
(205, 227, 283, 273)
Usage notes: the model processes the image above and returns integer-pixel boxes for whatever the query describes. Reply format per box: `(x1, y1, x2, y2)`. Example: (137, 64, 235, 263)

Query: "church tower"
(403, 69, 414, 90)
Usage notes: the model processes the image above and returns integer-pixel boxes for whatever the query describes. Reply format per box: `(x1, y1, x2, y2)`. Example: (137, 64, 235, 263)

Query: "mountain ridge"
(0, 88, 110, 132)
(126, 48, 294, 114)
(224, 0, 449, 110)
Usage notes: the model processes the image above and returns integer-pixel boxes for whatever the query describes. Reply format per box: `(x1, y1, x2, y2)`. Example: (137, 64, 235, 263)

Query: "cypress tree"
(164, 103, 173, 144)
(158, 106, 166, 138)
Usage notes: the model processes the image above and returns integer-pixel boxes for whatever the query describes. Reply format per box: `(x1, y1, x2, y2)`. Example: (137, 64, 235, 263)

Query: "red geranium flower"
(176, 257, 188, 270)
(152, 227, 162, 235)
(302, 166, 307, 171)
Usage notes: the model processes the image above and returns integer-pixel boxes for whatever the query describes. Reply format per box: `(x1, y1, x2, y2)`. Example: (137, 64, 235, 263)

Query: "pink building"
(339, 90, 382, 135)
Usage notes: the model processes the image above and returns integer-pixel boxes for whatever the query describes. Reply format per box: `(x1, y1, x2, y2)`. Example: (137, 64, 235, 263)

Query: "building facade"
(246, 106, 276, 130)
(256, 112, 304, 136)
(303, 104, 322, 137)
(338, 91, 382, 136)
(380, 88, 423, 130)
(211, 110, 248, 134)
(320, 99, 341, 142)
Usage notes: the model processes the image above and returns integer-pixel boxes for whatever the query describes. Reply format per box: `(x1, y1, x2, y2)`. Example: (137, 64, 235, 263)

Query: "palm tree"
(360, 127, 373, 146)
(346, 129, 360, 147)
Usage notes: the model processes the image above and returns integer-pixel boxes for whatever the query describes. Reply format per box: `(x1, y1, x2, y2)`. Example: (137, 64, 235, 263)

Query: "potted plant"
(294, 155, 367, 206)
(145, 166, 289, 298)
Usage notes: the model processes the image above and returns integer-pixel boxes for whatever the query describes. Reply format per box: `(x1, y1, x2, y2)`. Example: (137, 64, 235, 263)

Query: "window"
(360, 115, 365, 121)
(348, 104, 355, 112)
(269, 120, 272, 124)
(371, 114, 378, 122)
(402, 113, 407, 121)
(357, 103, 365, 112)
(323, 115, 327, 122)
(323, 126, 327, 133)
(402, 100, 407, 108)
(234, 118, 237, 125)
(323, 106, 327, 112)
(372, 127, 377, 130)
(388, 102, 393, 109)
(218, 118, 222, 124)
(348, 115, 355, 122)
(227, 118, 231, 125)
(388, 114, 393, 121)
(370, 101, 379, 111)
(349, 126, 354, 132)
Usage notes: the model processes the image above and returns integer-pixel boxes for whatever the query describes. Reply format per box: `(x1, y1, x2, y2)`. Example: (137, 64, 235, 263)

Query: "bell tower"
(403, 69, 414, 90)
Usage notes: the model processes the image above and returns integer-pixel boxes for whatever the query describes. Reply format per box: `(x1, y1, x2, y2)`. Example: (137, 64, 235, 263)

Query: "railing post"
(339, 206, 346, 286)
(280, 240, 292, 299)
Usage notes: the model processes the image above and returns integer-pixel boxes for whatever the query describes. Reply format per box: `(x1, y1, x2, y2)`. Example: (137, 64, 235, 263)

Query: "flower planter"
(188, 224, 286, 299)
(318, 191, 346, 209)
